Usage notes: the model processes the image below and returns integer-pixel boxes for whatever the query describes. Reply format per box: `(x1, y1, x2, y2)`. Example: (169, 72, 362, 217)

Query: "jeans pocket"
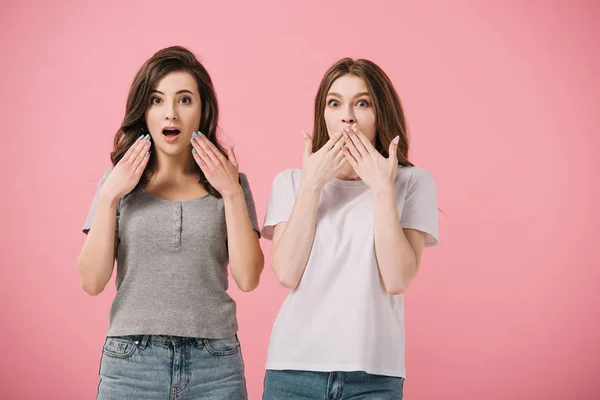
(102, 336, 138, 359)
(203, 335, 241, 356)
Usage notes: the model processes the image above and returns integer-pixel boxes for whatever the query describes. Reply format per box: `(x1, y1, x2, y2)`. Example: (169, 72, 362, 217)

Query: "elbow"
(235, 260, 263, 293)
(278, 276, 299, 289)
(81, 281, 105, 296)
(237, 277, 260, 292)
(385, 284, 407, 296)
(77, 258, 106, 296)
(274, 266, 300, 289)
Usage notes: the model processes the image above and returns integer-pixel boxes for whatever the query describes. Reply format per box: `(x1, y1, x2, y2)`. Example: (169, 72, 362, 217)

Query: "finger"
(329, 136, 345, 156)
(343, 131, 363, 161)
(196, 134, 224, 165)
(199, 134, 227, 164)
(303, 131, 313, 157)
(334, 148, 346, 163)
(389, 135, 399, 166)
(343, 149, 358, 169)
(124, 134, 149, 163)
(227, 145, 238, 169)
(323, 130, 344, 151)
(134, 150, 151, 174)
(345, 125, 369, 157)
(350, 124, 376, 156)
(132, 139, 152, 170)
(337, 156, 347, 168)
(122, 135, 143, 162)
(191, 135, 218, 166)
(192, 147, 209, 169)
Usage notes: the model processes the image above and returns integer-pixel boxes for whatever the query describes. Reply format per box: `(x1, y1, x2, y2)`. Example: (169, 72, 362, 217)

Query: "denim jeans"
(97, 335, 247, 399)
(263, 369, 404, 399)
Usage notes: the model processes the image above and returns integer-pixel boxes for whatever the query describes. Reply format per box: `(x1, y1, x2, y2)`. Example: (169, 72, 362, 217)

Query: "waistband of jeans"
(131, 335, 199, 347)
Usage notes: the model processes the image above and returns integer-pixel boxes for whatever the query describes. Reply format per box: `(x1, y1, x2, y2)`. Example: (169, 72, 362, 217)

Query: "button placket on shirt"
(172, 202, 182, 247)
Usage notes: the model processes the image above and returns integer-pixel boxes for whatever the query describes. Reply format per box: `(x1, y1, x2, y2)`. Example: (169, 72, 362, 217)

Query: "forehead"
(328, 74, 369, 96)
(154, 71, 198, 93)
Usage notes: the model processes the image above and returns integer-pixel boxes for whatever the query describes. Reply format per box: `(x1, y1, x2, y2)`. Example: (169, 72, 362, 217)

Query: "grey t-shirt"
(82, 168, 260, 338)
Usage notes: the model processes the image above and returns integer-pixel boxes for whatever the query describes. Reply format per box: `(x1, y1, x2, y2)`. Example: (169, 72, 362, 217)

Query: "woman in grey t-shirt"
(78, 46, 263, 399)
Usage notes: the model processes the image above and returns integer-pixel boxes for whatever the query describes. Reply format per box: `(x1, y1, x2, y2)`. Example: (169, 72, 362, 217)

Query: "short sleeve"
(239, 173, 261, 237)
(261, 170, 296, 240)
(399, 168, 439, 247)
(82, 168, 119, 234)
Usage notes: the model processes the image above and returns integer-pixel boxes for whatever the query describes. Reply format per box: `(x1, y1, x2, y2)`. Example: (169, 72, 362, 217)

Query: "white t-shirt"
(261, 166, 439, 378)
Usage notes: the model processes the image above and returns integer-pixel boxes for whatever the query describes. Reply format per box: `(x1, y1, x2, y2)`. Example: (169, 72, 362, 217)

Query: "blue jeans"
(263, 369, 404, 399)
(97, 335, 247, 400)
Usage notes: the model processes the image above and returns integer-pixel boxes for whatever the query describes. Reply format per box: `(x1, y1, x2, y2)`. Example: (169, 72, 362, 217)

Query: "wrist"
(299, 177, 324, 194)
(221, 184, 244, 200)
(371, 183, 395, 199)
(98, 188, 120, 208)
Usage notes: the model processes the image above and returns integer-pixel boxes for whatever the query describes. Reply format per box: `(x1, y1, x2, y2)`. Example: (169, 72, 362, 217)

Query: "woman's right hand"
(100, 134, 152, 202)
(301, 130, 346, 190)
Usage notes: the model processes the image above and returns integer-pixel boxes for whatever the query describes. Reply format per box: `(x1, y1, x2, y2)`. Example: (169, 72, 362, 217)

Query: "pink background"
(1, 0, 599, 398)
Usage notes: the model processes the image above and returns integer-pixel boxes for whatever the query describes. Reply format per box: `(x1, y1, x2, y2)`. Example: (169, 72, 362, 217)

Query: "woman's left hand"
(342, 123, 399, 194)
(191, 132, 240, 197)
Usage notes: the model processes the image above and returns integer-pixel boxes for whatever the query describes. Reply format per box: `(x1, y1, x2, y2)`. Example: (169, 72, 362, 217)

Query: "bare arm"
(268, 131, 345, 289)
(372, 187, 427, 294)
(223, 187, 264, 292)
(342, 123, 431, 295)
(191, 135, 265, 292)
(77, 195, 119, 296)
(77, 135, 151, 296)
(270, 180, 322, 289)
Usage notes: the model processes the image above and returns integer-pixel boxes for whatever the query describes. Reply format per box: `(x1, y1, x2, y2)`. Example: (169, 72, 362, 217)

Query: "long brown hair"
(312, 58, 413, 167)
(110, 46, 226, 197)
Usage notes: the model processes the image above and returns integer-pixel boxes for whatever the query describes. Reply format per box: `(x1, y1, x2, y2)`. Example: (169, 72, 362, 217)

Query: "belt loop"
(138, 335, 150, 349)
(195, 338, 204, 348)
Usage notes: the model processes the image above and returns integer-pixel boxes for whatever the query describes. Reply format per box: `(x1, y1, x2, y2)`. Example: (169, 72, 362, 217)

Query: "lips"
(162, 127, 181, 143)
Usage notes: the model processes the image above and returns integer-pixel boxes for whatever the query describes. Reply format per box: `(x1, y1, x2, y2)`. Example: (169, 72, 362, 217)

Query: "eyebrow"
(151, 89, 195, 96)
(327, 92, 370, 98)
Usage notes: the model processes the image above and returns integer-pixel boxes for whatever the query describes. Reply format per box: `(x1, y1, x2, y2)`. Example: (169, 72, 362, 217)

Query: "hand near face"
(101, 134, 152, 201)
(190, 132, 240, 197)
(342, 123, 399, 194)
(301, 130, 347, 190)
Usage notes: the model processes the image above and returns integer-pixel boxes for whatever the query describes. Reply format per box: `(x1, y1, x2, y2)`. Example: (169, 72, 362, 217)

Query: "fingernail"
(145, 151, 149, 157)
(198, 131, 204, 137)
(192, 148, 197, 154)
(352, 123, 358, 132)
(302, 131, 307, 139)
(344, 125, 350, 132)
(393, 135, 399, 144)
(192, 132, 198, 137)
(144, 134, 150, 140)
(138, 134, 144, 140)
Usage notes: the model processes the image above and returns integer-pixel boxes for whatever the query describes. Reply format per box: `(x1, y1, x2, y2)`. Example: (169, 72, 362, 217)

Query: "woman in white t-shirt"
(261, 58, 439, 399)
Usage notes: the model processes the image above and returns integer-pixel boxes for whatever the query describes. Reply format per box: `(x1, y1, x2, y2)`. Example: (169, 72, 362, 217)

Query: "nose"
(341, 105, 355, 124)
(164, 102, 179, 121)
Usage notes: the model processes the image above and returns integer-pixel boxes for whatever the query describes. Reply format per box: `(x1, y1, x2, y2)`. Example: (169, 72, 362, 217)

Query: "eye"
(356, 99, 369, 107)
(150, 97, 162, 105)
(327, 99, 340, 107)
(179, 96, 192, 104)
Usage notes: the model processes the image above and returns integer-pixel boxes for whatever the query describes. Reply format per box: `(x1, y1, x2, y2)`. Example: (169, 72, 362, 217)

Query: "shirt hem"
(265, 362, 405, 379)
(106, 326, 238, 339)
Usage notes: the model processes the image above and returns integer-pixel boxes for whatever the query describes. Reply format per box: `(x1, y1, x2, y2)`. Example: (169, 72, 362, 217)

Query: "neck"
(336, 164, 361, 181)
(152, 150, 198, 181)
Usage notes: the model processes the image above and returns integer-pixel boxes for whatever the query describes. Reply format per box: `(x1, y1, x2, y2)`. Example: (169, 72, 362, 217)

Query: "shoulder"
(396, 166, 434, 187)
(272, 169, 303, 187)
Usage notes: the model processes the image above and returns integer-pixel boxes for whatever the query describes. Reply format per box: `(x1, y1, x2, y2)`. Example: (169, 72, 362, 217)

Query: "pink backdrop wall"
(1, 0, 598, 398)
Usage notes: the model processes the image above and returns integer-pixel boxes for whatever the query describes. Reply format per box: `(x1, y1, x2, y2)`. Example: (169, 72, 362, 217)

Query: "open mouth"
(162, 128, 181, 137)
(162, 127, 181, 143)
